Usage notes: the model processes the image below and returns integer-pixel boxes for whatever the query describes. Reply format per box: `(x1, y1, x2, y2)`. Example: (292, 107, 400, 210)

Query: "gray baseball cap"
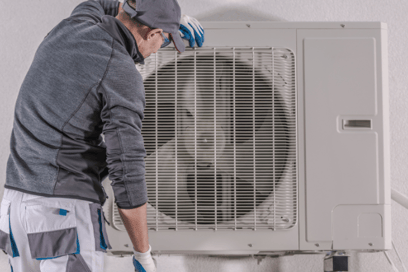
(122, 0, 185, 53)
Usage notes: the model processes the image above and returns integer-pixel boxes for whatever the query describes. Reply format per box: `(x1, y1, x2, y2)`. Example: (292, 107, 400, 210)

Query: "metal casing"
(103, 21, 390, 255)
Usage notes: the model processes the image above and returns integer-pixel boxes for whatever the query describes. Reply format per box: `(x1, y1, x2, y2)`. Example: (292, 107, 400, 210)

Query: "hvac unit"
(103, 22, 391, 258)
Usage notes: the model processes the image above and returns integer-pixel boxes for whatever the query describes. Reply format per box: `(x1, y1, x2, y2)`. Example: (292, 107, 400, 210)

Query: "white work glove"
(133, 245, 157, 272)
(178, 14, 205, 48)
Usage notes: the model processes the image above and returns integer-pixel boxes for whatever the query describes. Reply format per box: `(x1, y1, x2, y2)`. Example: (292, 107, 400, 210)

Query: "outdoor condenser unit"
(102, 21, 390, 257)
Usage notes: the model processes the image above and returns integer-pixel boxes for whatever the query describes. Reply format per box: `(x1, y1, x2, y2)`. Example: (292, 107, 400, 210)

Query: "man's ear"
(145, 28, 163, 41)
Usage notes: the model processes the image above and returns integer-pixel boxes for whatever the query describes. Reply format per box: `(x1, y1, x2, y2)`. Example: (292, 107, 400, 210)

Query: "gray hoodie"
(5, 0, 148, 209)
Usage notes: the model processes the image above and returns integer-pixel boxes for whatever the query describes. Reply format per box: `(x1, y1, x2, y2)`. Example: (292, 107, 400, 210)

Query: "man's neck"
(116, 11, 145, 51)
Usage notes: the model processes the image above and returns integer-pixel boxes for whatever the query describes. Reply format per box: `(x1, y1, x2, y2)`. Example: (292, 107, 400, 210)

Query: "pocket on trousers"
(24, 200, 79, 260)
(66, 253, 91, 272)
(89, 203, 112, 252)
(0, 199, 19, 257)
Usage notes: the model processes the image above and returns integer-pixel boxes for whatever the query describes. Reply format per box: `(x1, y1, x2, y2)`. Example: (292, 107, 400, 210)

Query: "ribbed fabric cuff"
(116, 200, 147, 210)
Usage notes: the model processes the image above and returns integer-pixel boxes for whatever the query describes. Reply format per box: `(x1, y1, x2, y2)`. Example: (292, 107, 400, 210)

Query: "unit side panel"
(297, 29, 388, 251)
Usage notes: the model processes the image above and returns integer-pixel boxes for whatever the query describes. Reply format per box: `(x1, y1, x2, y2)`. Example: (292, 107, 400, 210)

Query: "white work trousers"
(0, 188, 112, 272)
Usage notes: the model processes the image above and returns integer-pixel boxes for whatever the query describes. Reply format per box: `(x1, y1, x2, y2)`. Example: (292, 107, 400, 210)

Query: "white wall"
(1, 0, 407, 271)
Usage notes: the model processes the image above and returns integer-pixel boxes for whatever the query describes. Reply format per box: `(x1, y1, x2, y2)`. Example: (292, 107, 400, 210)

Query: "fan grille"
(113, 47, 297, 231)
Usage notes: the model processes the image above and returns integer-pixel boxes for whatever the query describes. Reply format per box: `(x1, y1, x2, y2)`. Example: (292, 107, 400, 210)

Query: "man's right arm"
(118, 203, 150, 253)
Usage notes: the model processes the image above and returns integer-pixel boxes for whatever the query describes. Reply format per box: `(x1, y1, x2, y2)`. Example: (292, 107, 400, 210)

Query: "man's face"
(139, 29, 170, 59)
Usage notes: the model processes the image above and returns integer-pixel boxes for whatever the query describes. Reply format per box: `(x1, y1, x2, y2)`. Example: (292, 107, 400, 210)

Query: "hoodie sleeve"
(99, 45, 148, 210)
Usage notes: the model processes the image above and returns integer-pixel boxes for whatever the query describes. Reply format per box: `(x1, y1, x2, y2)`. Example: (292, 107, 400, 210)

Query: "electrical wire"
(384, 250, 400, 272)
(391, 188, 408, 271)
(384, 239, 408, 272)
(392, 240, 408, 272)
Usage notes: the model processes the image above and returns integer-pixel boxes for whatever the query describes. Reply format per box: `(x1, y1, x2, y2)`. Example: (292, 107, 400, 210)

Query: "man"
(0, 0, 204, 271)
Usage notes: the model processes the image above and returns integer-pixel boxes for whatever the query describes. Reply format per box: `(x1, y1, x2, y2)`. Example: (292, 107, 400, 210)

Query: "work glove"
(133, 245, 157, 272)
(179, 14, 205, 48)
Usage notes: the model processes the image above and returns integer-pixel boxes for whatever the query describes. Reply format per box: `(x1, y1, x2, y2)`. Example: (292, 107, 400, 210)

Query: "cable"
(392, 188, 408, 210)
(392, 240, 408, 272)
(390, 188, 408, 271)
(384, 250, 400, 272)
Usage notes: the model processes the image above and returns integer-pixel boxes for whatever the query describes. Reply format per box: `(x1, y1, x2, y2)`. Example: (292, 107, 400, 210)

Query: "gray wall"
(1, 0, 407, 271)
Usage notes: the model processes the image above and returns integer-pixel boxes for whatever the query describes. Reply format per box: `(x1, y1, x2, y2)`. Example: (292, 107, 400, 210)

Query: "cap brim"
(170, 32, 185, 53)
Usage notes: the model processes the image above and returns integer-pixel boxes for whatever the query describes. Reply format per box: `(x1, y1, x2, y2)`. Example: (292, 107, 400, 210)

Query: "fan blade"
(145, 137, 195, 220)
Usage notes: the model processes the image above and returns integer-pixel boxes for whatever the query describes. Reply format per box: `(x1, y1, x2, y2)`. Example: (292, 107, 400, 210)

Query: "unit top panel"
(201, 21, 386, 30)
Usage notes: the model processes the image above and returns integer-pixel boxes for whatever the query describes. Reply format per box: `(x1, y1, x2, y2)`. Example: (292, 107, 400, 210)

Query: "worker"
(0, 0, 204, 271)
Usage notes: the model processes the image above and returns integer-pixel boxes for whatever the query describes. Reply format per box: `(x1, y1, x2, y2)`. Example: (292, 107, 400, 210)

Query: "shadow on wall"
(179, 252, 363, 271)
(196, 7, 285, 21)
(182, 255, 281, 272)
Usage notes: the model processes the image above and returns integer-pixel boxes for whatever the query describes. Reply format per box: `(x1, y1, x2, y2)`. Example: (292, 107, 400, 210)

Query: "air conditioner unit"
(103, 21, 391, 257)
